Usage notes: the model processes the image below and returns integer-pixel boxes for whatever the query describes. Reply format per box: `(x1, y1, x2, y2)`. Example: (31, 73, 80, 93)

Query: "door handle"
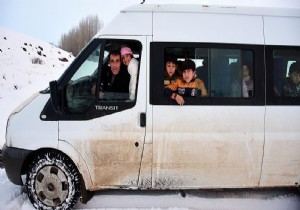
(140, 113, 146, 127)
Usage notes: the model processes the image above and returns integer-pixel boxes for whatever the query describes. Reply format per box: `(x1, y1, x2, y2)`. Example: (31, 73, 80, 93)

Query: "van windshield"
(65, 42, 101, 113)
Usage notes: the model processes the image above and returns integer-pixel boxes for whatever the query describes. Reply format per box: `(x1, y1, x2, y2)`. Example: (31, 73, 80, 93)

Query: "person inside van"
(164, 59, 208, 105)
(93, 50, 130, 99)
(241, 64, 254, 97)
(164, 54, 180, 86)
(120, 46, 139, 100)
(282, 62, 300, 97)
(230, 63, 253, 98)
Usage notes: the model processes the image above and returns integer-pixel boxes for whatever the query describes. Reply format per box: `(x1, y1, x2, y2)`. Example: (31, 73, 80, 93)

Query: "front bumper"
(1, 144, 32, 185)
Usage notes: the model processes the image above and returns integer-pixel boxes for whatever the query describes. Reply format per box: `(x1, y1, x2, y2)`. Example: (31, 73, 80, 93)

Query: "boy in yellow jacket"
(165, 60, 207, 105)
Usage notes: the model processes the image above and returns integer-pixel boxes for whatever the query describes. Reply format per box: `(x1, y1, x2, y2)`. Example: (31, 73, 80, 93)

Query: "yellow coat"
(165, 78, 208, 97)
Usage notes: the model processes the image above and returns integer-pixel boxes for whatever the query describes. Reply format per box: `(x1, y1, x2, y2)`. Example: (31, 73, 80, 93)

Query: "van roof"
(97, 4, 300, 45)
(121, 4, 300, 17)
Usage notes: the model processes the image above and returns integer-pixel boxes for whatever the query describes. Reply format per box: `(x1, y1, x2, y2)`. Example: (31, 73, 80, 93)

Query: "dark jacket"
(282, 78, 300, 97)
(100, 66, 130, 93)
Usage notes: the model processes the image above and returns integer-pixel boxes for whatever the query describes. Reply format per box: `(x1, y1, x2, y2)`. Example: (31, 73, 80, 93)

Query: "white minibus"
(1, 4, 300, 209)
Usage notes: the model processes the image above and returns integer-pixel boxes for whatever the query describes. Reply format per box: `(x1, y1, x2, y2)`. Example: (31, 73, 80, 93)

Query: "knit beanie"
(121, 47, 133, 56)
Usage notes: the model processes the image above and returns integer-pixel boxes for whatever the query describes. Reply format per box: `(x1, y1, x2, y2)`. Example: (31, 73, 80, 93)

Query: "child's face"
(182, 69, 196, 83)
(165, 61, 177, 77)
(289, 71, 300, 85)
(122, 54, 132, 66)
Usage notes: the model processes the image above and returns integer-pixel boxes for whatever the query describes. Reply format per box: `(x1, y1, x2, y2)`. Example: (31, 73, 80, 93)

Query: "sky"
(0, 0, 140, 45)
(1, 0, 300, 46)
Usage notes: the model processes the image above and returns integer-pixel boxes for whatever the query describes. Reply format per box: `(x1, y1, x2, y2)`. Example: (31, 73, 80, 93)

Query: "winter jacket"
(100, 66, 130, 94)
(282, 78, 300, 97)
(165, 77, 208, 97)
(164, 72, 180, 87)
(127, 58, 139, 100)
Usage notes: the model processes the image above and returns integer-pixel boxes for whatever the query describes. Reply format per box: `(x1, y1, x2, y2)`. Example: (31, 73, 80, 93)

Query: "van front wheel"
(25, 151, 81, 209)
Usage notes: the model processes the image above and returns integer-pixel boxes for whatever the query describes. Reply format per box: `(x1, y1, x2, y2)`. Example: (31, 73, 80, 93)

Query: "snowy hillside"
(0, 28, 74, 146)
(0, 27, 73, 97)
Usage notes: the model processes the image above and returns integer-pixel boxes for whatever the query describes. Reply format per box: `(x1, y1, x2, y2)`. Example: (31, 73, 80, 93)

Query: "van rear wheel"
(25, 151, 81, 209)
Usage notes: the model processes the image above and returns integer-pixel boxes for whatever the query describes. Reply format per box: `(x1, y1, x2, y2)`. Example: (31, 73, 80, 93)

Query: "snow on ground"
(0, 28, 299, 210)
(0, 167, 299, 210)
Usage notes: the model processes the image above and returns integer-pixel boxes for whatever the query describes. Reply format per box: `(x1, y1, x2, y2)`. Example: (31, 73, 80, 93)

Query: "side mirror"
(49, 80, 61, 113)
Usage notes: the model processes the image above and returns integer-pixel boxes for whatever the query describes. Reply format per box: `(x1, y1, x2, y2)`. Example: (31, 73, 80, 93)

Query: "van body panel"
(152, 106, 265, 188)
(261, 106, 300, 186)
(153, 12, 264, 44)
(59, 36, 148, 190)
(124, 4, 300, 17)
(144, 36, 153, 145)
(6, 94, 58, 150)
(58, 140, 93, 189)
(99, 12, 152, 36)
(138, 143, 153, 189)
(59, 110, 145, 189)
(264, 16, 300, 46)
(137, 36, 153, 189)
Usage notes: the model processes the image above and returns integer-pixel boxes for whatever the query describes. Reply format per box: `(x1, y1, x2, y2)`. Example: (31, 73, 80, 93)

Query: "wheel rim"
(34, 165, 69, 207)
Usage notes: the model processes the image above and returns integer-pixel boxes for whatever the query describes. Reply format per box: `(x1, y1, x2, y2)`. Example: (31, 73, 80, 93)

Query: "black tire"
(26, 151, 81, 210)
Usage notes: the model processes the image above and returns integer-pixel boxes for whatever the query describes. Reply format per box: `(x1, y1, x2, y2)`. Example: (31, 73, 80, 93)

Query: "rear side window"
(272, 49, 300, 97)
(266, 47, 300, 105)
(210, 49, 254, 98)
(164, 47, 254, 98)
(151, 42, 264, 106)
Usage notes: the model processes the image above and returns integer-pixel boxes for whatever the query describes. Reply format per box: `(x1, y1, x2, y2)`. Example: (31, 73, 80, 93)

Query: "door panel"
(152, 106, 265, 189)
(263, 47, 300, 187)
(262, 107, 300, 186)
(59, 109, 145, 189)
(59, 36, 147, 189)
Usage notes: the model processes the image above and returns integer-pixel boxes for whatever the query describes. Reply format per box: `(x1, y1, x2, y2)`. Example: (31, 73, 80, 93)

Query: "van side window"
(164, 47, 254, 99)
(65, 39, 142, 114)
(273, 50, 300, 97)
(98, 41, 141, 102)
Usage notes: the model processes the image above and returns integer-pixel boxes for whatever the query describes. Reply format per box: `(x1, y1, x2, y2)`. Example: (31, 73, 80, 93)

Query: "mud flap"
(80, 175, 94, 204)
